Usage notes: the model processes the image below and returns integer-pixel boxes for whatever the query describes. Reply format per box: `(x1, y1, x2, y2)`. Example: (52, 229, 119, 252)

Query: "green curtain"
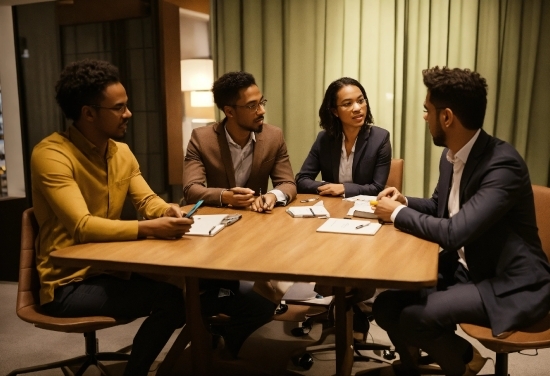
(211, 0, 550, 197)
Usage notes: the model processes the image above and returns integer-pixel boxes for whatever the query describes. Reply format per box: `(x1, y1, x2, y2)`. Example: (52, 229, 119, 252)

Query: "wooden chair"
(387, 158, 404, 192)
(460, 184, 550, 376)
(8, 208, 134, 376)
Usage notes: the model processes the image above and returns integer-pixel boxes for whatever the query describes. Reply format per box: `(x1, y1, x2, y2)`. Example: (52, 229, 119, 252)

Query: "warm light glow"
(181, 59, 213, 91)
(190, 90, 214, 107)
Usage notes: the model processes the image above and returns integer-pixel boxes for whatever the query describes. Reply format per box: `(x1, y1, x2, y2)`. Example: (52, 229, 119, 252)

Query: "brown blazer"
(183, 120, 297, 206)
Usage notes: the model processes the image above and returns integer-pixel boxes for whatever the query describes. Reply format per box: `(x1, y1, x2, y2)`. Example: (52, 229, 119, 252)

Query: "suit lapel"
(460, 129, 489, 204)
(331, 134, 342, 182)
(214, 121, 237, 187)
(352, 126, 371, 180)
(438, 152, 453, 218)
(251, 131, 263, 184)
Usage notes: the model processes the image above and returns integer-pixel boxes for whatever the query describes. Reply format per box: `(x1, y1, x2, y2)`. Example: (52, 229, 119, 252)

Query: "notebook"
(286, 205, 330, 218)
(186, 214, 228, 236)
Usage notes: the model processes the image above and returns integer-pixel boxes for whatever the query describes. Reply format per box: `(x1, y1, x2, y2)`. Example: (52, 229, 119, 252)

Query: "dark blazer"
(395, 129, 550, 336)
(295, 126, 391, 197)
(183, 120, 297, 206)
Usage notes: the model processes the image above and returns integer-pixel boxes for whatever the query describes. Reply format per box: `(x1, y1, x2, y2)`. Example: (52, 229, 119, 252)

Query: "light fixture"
(181, 59, 214, 107)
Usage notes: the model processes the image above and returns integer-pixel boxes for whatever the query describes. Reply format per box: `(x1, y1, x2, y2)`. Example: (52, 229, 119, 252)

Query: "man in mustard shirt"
(31, 59, 194, 376)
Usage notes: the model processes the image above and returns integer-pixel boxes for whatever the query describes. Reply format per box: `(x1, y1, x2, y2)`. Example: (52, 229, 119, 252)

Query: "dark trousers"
(199, 279, 277, 357)
(43, 273, 186, 376)
(372, 266, 490, 376)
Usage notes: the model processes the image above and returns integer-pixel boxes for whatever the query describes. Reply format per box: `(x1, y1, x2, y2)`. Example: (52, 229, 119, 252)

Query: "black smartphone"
(185, 199, 204, 218)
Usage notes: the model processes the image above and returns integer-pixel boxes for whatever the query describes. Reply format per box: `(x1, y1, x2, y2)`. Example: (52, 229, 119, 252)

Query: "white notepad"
(187, 215, 228, 236)
(286, 205, 330, 218)
(316, 218, 382, 235)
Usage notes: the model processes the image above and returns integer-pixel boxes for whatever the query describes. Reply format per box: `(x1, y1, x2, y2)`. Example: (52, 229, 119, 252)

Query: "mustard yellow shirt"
(31, 126, 171, 305)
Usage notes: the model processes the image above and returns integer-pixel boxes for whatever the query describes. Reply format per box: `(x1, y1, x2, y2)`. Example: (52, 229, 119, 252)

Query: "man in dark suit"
(182, 71, 297, 358)
(372, 66, 550, 376)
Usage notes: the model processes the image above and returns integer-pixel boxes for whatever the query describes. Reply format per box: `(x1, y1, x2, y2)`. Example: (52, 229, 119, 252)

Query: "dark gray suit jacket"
(395, 129, 550, 336)
(295, 126, 391, 197)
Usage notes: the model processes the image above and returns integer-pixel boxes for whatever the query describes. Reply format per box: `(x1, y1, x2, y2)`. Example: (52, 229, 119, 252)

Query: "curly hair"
(211, 71, 257, 111)
(55, 59, 120, 121)
(318, 77, 374, 137)
(422, 66, 488, 130)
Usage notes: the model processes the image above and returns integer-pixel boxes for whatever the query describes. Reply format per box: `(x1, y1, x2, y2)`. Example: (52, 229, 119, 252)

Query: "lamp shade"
(181, 59, 213, 91)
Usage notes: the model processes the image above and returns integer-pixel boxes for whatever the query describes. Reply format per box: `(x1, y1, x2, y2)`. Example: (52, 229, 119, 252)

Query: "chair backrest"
(16, 208, 41, 320)
(533, 185, 550, 260)
(386, 159, 404, 192)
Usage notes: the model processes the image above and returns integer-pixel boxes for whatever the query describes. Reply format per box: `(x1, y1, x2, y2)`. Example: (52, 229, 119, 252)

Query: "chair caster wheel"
(382, 350, 396, 360)
(292, 353, 313, 370)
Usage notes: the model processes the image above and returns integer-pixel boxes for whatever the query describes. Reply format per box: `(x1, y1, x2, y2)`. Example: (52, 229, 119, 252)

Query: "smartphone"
(185, 199, 204, 218)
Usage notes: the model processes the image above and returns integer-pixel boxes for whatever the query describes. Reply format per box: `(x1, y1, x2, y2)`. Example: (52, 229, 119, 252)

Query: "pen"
(356, 223, 370, 229)
(310, 208, 316, 217)
(209, 225, 217, 235)
(300, 197, 320, 203)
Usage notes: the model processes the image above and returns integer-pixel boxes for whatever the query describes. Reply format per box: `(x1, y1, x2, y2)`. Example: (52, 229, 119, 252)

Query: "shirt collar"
(342, 133, 357, 153)
(66, 125, 118, 159)
(446, 129, 481, 165)
(224, 124, 256, 147)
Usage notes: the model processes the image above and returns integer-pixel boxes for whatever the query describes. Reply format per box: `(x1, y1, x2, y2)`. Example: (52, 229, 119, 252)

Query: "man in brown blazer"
(182, 71, 297, 358)
(183, 71, 296, 211)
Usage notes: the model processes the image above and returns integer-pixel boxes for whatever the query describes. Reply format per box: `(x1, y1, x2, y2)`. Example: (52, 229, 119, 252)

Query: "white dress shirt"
(224, 126, 286, 203)
(339, 134, 356, 187)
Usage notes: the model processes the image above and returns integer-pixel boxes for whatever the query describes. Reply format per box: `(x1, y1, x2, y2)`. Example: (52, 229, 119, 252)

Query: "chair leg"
(7, 331, 131, 376)
(7, 355, 89, 376)
(494, 353, 508, 376)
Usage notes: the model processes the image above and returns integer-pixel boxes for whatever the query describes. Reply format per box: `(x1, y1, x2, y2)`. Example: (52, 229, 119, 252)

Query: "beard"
(238, 116, 264, 133)
(431, 118, 446, 147)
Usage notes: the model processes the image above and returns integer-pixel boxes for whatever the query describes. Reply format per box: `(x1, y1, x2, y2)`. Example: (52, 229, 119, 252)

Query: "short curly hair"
(423, 66, 488, 130)
(319, 77, 374, 138)
(55, 59, 120, 121)
(212, 71, 257, 111)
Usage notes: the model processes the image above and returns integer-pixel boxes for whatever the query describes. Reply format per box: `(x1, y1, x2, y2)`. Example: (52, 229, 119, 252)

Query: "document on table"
(286, 204, 330, 218)
(186, 214, 227, 236)
(316, 218, 382, 235)
(346, 201, 378, 219)
(343, 195, 378, 202)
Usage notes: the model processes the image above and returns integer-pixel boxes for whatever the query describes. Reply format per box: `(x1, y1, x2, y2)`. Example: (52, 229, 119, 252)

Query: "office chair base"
(8, 331, 132, 376)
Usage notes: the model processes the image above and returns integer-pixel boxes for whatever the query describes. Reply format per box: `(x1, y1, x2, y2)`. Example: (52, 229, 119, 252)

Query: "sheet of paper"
(282, 282, 318, 301)
(316, 218, 382, 235)
(346, 201, 376, 216)
(187, 214, 227, 236)
(343, 195, 378, 202)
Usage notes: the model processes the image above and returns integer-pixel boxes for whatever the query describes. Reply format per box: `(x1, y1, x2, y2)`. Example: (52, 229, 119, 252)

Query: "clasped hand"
(317, 183, 345, 196)
(373, 187, 407, 223)
(222, 187, 276, 213)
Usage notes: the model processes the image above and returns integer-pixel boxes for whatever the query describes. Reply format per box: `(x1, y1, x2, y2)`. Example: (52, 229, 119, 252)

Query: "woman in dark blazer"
(296, 77, 391, 197)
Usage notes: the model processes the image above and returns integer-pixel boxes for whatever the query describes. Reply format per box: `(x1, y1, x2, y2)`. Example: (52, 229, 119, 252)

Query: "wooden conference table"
(51, 194, 439, 376)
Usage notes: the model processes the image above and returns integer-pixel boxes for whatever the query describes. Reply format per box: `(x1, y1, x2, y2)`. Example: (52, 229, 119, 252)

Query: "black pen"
(260, 188, 265, 205)
(356, 222, 370, 229)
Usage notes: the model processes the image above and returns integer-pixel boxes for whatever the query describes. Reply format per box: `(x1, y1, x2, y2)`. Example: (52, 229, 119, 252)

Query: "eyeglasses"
(336, 98, 366, 111)
(423, 106, 448, 113)
(231, 99, 267, 113)
(89, 103, 129, 114)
